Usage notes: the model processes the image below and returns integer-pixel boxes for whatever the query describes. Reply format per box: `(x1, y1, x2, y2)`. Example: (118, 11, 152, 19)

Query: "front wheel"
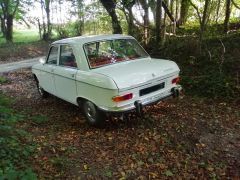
(82, 100, 105, 127)
(35, 78, 49, 98)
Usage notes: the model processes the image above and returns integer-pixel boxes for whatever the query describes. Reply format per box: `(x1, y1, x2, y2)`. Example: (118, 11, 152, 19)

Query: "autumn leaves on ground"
(0, 69, 239, 179)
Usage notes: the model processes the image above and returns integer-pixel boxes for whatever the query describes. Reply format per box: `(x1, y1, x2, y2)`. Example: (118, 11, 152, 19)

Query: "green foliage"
(0, 94, 37, 178)
(0, 76, 7, 84)
(152, 31, 240, 100)
(54, 21, 83, 38)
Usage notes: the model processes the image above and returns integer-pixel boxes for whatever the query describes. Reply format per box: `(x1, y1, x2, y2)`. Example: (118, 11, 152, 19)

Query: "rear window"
(84, 39, 149, 68)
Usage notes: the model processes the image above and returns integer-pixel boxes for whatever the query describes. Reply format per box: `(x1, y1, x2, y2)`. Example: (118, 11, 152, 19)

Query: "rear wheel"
(82, 100, 105, 127)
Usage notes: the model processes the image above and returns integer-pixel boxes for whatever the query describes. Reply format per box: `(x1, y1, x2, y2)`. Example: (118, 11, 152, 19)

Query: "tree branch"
(231, 0, 240, 9)
(162, 1, 175, 22)
(0, 2, 7, 17)
(189, 0, 202, 24)
(13, 0, 20, 16)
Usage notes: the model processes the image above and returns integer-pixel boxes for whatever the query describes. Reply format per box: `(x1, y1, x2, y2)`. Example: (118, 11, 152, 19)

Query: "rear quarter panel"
(75, 70, 118, 108)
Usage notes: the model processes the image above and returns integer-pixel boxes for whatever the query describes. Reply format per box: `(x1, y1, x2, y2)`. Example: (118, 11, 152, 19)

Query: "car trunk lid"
(92, 58, 180, 90)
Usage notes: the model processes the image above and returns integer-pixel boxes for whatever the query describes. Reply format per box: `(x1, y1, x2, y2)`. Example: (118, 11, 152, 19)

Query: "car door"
(54, 44, 78, 104)
(39, 45, 58, 95)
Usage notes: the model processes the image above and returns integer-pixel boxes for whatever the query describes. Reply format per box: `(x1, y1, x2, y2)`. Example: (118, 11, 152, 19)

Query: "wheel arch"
(76, 96, 88, 107)
(33, 74, 38, 83)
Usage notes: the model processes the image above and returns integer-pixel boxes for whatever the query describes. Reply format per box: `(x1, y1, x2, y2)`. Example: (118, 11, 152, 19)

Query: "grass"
(0, 29, 40, 45)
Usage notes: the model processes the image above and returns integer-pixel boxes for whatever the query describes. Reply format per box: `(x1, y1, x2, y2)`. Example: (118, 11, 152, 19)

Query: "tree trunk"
(148, 0, 156, 22)
(100, 0, 122, 34)
(179, 0, 190, 25)
(200, 0, 210, 41)
(155, 0, 162, 44)
(161, 10, 167, 46)
(139, 0, 150, 45)
(77, 0, 84, 36)
(109, 9, 123, 34)
(0, 17, 6, 36)
(127, 7, 135, 36)
(143, 7, 149, 45)
(215, 0, 221, 23)
(37, 18, 42, 39)
(5, 15, 13, 42)
(224, 0, 231, 33)
(45, 0, 51, 39)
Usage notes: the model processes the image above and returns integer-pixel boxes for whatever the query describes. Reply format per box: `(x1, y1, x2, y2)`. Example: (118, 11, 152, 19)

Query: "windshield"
(84, 38, 149, 68)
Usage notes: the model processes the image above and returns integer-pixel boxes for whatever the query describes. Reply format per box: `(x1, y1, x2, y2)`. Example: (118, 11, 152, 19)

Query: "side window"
(47, 46, 58, 65)
(59, 45, 77, 68)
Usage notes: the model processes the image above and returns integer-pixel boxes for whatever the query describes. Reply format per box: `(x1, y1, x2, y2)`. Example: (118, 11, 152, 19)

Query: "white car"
(32, 34, 182, 126)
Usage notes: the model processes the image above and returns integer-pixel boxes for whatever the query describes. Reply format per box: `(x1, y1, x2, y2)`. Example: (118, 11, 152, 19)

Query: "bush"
(150, 32, 240, 100)
(54, 21, 83, 39)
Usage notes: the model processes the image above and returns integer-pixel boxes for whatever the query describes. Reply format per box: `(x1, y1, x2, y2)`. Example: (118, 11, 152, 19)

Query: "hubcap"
(38, 85, 43, 96)
(84, 101, 97, 123)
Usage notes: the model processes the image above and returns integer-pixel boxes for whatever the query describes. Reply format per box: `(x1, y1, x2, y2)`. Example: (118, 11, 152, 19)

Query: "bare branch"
(219, 39, 226, 74)
(189, 0, 202, 24)
(232, 0, 240, 9)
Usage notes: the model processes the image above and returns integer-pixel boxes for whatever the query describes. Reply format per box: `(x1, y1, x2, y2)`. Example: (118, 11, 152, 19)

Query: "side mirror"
(39, 57, 46, 64)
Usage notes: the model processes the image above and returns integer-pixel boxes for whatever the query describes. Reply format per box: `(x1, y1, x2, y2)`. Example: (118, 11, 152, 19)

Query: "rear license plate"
(139, 82, 165, 96)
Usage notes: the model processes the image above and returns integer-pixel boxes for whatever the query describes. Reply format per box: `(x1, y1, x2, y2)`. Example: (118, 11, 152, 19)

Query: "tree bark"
(127, 7, 135, 36)
(155, 0, 162, 44)
(0, 0, 19, 42)
(139, 0, 150, 45)
(122, 0, 136, 36)
(0, 17, 6, 36)
(148, 0, 156, 22)
(77, 0, 84, 35)
(215, 0, 221, 23)
(45, 0, 51, 39)
(179, 0, 190, 25)
(5, 15, 13, 42)
(100, 0, 122, 34)
(162, 1, 175, 23)
(224, 0, 231, 33)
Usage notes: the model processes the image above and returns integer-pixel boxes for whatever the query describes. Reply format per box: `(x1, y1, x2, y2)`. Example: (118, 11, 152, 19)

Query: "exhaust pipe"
(134, 100, 143, 116)
(171, 87, 180, 98)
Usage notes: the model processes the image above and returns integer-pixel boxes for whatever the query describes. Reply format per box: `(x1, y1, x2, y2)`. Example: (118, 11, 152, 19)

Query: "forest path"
(0, 56, 44, 73)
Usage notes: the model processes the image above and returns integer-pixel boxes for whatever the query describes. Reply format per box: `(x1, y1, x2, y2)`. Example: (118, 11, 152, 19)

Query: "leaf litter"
(0, 68, 239, 179)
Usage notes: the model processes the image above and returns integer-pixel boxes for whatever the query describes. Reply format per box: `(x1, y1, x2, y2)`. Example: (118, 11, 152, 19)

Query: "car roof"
(52, 34, 134, 45)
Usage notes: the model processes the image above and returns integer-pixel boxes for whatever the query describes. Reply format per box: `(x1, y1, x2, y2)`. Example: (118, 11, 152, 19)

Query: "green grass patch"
(0, 29, 40, 45)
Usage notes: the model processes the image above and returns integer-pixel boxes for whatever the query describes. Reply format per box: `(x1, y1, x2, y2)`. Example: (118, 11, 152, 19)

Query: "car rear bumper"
(98, 85, 182, 113)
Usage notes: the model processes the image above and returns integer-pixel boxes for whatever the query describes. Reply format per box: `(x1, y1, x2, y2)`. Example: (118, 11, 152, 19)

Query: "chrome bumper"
(99, 85, 182, 113)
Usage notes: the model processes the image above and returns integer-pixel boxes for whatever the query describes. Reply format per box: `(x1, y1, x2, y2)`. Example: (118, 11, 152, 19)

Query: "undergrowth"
(0, 93, 37, 179)
(151, 32, 240, 100)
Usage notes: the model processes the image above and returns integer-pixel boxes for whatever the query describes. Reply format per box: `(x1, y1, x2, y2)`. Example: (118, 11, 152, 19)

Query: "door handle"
(51, 69, 54, 73)
(70, 74, 75, 78)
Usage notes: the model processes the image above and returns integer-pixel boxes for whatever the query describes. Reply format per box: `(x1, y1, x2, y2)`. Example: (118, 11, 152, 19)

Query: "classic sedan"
(32, 34, 182, 126)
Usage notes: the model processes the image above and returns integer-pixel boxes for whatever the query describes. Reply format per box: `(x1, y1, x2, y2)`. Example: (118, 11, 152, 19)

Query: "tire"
(82, 100, 105, 127)
(35, 77, 49, 98)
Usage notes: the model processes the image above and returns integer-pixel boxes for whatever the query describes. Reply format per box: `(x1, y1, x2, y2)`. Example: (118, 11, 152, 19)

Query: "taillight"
(112, 93, 133, 102)
(172, 77, 180, 84)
